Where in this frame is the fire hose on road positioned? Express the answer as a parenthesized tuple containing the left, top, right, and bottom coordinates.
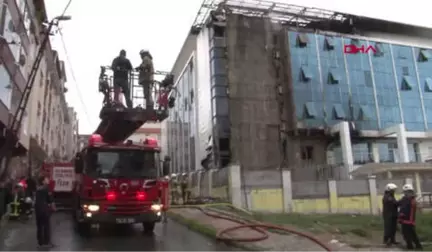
(169, 203, 333, 252)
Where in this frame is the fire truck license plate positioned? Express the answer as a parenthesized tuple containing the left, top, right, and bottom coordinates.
(116, 218, 135, 224)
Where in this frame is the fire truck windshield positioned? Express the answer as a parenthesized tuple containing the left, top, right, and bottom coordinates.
(85, 149, 157, 179)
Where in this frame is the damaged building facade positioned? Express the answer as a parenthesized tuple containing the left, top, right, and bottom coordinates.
(164, 0, 432, 182)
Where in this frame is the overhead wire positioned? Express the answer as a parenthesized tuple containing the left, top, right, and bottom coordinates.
(58, 28, 94, 128)
(60, 0, 73, 17)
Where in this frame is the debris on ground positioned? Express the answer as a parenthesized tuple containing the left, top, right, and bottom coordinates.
(169, 206, 408, 251)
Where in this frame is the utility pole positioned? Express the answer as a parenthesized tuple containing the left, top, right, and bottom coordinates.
(0, 15, 71, 180)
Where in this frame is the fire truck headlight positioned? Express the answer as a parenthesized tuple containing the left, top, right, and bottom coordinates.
(88, 205, 100, 212)
(151, 204, 162, 212)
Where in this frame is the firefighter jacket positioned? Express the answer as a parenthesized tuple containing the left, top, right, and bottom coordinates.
(137, 55, 154, 84)
(382, 191, 399, 219)
(111, 56, 133, 81)
(398, 195, 417, 225)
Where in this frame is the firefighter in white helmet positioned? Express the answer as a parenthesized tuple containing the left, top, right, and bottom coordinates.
(180, 173, 190, 204)
(382, 183, 399, 246)
(398, 183, 422, 250)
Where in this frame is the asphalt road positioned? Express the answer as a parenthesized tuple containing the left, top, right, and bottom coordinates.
(0, 212, 242, 251)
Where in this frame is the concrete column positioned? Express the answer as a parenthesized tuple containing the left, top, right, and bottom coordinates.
(367, 142, 380, 163)
(208, 169, 215, 197)
(415, 172, 422, 197)
(328, 180, 338, 213)
(281, 169, 293, 213)
(396, 124, 409, 163)
(197, 171, 202, 197)
(405, 177, 413, 186)
(368, 175, 379, 215)
(228, 164, 242, 209)
(340, 121, 354, 176)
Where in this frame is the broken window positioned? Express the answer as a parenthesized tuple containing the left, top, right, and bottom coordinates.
(425, 78, 432, 92)
(328, 70, 340, 84)
(333, 104, 346, 120)
(296, 33, 308, 48)
(401, 76, 415, 91)
(351, 38, 360, 46)
(300, 66, 312, 82)
(374, 42, 384, 57)
(418, 49, 431, 62)
(304, 102, 317, 118)
(301, 146, 314, 160)
(358, 105, 372, 121)
(324, 37, 334, 51)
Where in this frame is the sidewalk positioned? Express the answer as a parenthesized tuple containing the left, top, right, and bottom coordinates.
(170, 208, 403, 252)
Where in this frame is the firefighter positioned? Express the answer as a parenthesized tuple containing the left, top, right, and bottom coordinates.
(34, 175, 55, 248)
(98, 66, 111, 105)
(398, 184, 422, 250)
(9, 183, 25, 219)
(136, 49, 154, 109)
(111, 49, 133, 108)
(382, 183, 399, 246)
(180, 173, 189, 204)
(170, 174, 179, 204)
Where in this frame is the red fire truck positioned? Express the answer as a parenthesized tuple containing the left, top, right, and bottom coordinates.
(71, 66, 173, 235)
(72, 135, 165, 234)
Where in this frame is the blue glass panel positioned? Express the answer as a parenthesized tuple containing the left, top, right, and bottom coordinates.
(425, 78, 432, 92)
(393, 45, 425, 131)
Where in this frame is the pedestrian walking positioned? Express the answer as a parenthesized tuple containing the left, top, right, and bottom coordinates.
(382, 183, 399, 246)
(398, 184, 422, 250)
(34, 175, 54, 248)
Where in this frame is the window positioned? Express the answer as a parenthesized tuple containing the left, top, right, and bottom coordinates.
(425, 78, 432, 92)
(304, 102, 317, 118)
(301, 146, 313, 160)
(418, 49, 431, 62)
(333, 104, 346, 120)
(402, 66, 409, 76)
(364, 71, 373, 87)
(296, 33, 308, 48)
(358, 105, 371, 120)
(401, 76, 415, 91)
(324, 37, 334, 51)
(374, 42, 384, 57)
(351, 38, 360, 46)
(328, 70, 340, 84)
(300, 66, 312, 82)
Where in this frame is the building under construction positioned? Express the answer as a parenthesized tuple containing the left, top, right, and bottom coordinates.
(164, 0, 432, 182)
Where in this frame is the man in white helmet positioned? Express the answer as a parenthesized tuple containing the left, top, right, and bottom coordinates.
(398, 184, 422, 250)
(382, 183, 399, 246)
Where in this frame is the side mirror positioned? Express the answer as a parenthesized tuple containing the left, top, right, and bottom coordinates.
(74, 155, 83, 174)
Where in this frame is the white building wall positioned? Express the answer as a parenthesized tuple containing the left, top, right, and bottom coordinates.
(194, 28, 212, 171)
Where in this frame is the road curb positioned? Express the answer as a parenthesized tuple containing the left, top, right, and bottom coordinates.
(167, 210, 261, 251)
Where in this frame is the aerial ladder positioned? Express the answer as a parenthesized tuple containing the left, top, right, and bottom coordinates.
(96, 66, 175, 143)
(0, 16, 71, 180)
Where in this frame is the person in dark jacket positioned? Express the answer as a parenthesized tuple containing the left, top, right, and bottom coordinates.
(398, 184, 422, 250)
(162, 156, 170, 176)
(382, 183, 399, 246)
(135, 49, 154, 109)
(34, 176, 54, 248)
(111, 49, 133, 108)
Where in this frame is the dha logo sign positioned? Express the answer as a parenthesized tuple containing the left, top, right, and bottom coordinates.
(344, 44, 377, 54)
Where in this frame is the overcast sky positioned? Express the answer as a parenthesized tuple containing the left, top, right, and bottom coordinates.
(45, 0, 431, 134)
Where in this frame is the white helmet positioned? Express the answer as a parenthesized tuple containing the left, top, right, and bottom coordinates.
(402, 184, 414, 191)
(385, 183, 398, 191)
(25, 197, 33, 204)
(171, 173, 177, 178)
(182, 173, 187, 176)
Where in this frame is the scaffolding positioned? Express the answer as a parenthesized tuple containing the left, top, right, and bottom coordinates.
(191, 0, 349, 31)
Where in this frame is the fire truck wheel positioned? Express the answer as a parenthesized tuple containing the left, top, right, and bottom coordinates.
(142, 221, 155, 234)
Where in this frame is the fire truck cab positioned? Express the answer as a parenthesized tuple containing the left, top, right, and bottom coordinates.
(72, 134, 163, 234)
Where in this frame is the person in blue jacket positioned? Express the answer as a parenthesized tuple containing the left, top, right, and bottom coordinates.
(398, 184, 422, 250)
